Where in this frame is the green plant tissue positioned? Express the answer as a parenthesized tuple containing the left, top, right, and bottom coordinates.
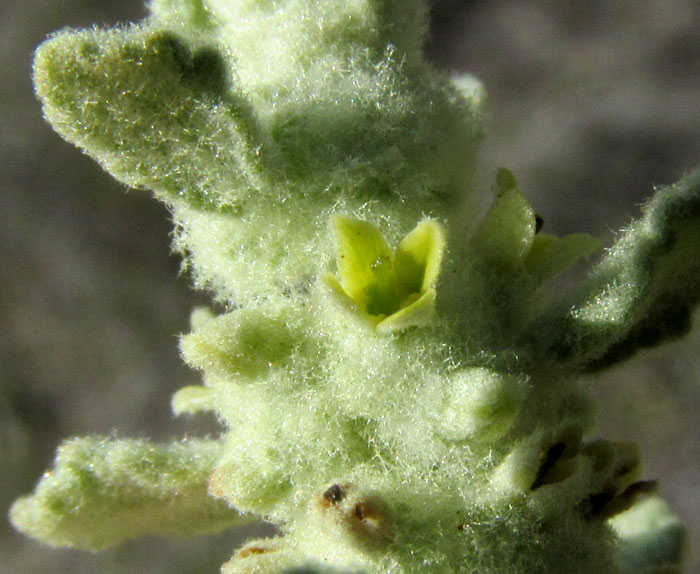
(11, 1, 699, 573)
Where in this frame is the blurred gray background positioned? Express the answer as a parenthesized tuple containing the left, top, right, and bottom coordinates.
(1, 1, 699, 572)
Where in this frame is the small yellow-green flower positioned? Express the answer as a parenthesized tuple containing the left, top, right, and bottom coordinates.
(470, 168, 601, 283)
(324, 216, 445, 332)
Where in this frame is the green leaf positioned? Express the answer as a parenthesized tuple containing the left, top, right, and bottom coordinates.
(180, 307, 297, 380)
(519, 169, 700, 371)
(9, 437, 245, 550)
(33, 26, 266, 210)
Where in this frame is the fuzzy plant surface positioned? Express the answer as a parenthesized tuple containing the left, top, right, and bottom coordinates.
(10, 1, 699, 573)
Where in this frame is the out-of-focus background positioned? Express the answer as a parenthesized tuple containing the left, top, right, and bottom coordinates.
(1, 1, 698, 572)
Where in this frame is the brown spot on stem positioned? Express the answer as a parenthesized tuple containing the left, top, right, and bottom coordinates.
(238, 546, 272, 558)
(323, 484, 346, 505)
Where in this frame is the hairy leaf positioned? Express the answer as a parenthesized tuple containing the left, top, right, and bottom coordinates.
(9, 436, 245, 550)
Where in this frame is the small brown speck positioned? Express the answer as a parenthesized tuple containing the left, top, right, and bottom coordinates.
(323, 484, 346, 504)
(238, 547, 271, 558)
(535, 214, 544, 234)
